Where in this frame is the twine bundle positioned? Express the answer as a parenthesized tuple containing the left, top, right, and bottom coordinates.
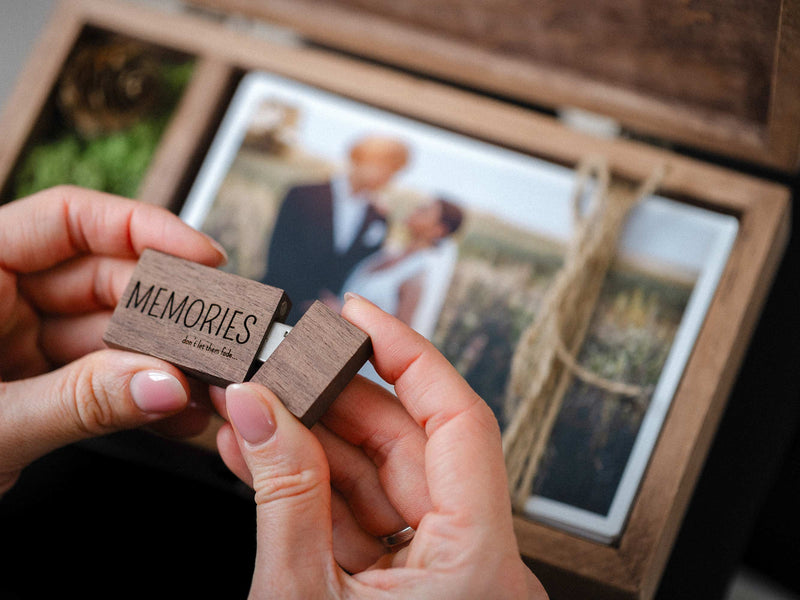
(502, 157, 666, 509)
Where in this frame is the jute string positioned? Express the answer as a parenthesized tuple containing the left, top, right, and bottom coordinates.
(502, 157, 667, 509)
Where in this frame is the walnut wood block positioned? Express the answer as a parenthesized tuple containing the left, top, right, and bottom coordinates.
(251, 301, 372, 427)
(104, 249, 290, 387)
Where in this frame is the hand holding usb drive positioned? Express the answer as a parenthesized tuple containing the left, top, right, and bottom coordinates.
(103, 249, 372, 427)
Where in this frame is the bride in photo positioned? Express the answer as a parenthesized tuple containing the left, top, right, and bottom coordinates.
(340, 197, 464, 327)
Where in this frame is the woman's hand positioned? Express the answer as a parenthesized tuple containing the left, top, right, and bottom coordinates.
(214, 294, 547, 599)
(0, 186, 227, 495)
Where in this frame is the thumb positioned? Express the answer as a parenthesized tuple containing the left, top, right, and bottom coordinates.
(226, 383, 337, 597)
(0, 349, 189, 491)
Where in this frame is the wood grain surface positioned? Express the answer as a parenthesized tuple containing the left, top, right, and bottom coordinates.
(104, 249, 290, 387)
(188, 0, 800, 171)
(251, 300, 372, 427)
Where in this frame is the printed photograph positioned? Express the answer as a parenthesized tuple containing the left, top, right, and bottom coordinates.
(181, 72, 738, 542)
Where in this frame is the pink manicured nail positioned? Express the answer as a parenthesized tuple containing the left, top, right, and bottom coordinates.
(343, 292, 361, 303)
(130, 371, 188, 413)
(227, 384, 276, 445)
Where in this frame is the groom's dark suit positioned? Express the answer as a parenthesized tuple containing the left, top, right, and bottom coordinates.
(263, 181, 386, 323)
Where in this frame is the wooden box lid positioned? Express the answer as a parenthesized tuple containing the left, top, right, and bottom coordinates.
(188, 0, 800, 172)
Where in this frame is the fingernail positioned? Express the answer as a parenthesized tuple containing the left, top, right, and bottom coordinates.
(130, 371, 188, 413)
(204, 234, 228, 265)
(227, 384, 276, 445)
(343, 292, 361, 303)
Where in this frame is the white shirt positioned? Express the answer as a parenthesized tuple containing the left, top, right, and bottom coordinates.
(331, 176, 369, 254)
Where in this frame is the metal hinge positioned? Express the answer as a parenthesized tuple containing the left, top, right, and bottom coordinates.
(557, 107, 621, 139)
(132, 0, 304, 47)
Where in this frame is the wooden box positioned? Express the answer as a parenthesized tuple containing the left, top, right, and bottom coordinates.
(0, 1, 794, 598)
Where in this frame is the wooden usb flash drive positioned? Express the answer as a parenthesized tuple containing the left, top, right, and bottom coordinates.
(103, 249, 372, 426)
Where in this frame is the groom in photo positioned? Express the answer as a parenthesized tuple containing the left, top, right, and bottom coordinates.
(262, 135, 409, 323)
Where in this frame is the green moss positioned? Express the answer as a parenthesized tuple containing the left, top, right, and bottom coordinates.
(12, 58, 194, 200)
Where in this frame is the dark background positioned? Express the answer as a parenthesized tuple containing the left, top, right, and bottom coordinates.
(653, 148, 800, 599)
